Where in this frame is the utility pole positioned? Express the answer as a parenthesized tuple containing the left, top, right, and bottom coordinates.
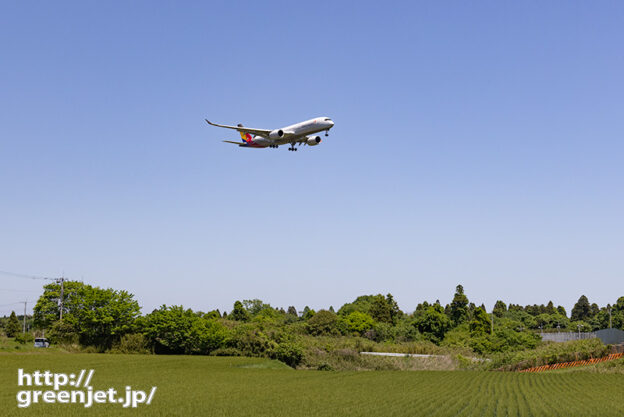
(57, 277, 65, 320)
(609, 307, 612, 329)
(22, 301, 27, 333)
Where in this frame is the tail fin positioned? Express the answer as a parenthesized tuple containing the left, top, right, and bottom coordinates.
(237, 124, 252, 143)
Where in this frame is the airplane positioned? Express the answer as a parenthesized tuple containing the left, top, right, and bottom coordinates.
(205, 116, 334, 151)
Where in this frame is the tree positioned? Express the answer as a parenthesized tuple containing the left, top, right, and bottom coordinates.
(493, 300, 507, 318)
(414, 301, 429, 319)
(6, 311, 21, 337)
(545, 301, 556, 314)
(204, 310, 221, 320)
(557, 305, 567, 317)
(571, 295, 591, 322)
(306, 310, 339, 336)
(369, 294, 390, 324)
(337, 295, 376, 316)
(386, 294, 403, 324)
(286, 306, 298, 317)
(33, 281, 140, 348)
(230, 301, 249, 321)
(140, 305, 229, 354)
(242, 299, 270, 316)
(302, 306, 315, 320)
(415, 304, 450, 343)
(343, 311, 375, 335)
(449, 285, 469, 325)
(33, 280, 87, 328)
(470, 307, 492, 335)
(590, 303, 600, 318)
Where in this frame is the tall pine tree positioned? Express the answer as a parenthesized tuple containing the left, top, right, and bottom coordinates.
(6, 311, 21, 337)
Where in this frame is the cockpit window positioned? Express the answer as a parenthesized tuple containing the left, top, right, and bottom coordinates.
(324, 118, 332, 121)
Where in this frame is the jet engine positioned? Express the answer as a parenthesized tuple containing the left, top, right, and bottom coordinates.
(269, 129, 284, 139)
(306, 136, 322, 146)
(252, 137, 270, 146)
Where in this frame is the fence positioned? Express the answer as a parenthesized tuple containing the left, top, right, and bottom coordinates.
(541, 332, 596, 343)
(519, 353, 623, 373)
(541, 329, 624, 345)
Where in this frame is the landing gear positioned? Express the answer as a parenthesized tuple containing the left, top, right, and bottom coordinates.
(288, 143, 298, 151)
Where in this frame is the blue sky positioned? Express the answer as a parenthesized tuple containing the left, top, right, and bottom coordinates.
(1, 1, 623, 316)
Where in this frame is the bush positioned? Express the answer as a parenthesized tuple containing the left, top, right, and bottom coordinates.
(110, 333, 149, 354)
(210, 347, 242, 357)
(47, 320, 79, 345)
(270, 341, 304, 368)
(14, 333, 34, 344)
(365, 322, 394, 342)
(228, 324, 276, 356)
(394, 320, 421, 342)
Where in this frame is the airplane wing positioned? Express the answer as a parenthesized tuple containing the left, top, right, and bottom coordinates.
(205, 120, 272, 137)
(222, 140, 247, 145)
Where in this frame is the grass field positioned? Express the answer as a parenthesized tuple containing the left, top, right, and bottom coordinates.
(1, 352, 623, 416)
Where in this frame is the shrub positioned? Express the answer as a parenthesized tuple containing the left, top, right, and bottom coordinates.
(48, 320, 79, 345)
(210, 347, 242, 357)
(110, 333, 149, 354)
(365, 322, 395, 342)
(228, 324, 276, 356)
(270, 341, 304, 368)
(14, 333, 34, 344)
(394, 319, 421, 342)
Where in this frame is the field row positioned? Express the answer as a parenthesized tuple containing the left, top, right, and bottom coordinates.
(1, 353, 623, 416)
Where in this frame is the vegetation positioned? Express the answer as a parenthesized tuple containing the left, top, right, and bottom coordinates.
(1, 280, 616, 370)
(5, 311, 21, 337)
(33, 281, 140, 348)
(486, 338, 611, 371)
(1, 353, 623, 416)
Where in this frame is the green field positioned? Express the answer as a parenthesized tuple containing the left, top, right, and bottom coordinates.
(1, 352, 623, 416)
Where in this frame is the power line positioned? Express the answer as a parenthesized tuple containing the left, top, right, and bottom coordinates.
(0, 270, 65, 320)
(0, 301, 25, 308)
(0, 270, 59, 281)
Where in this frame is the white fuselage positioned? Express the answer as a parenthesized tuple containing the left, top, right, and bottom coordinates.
(280, 117, 334, 138)
(260, 116, 334, 146)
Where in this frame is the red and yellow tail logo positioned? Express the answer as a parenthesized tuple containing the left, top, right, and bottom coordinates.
(240, 131, 252, 143)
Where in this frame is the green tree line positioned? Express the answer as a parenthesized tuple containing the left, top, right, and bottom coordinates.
(2, 281, 622, 367)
